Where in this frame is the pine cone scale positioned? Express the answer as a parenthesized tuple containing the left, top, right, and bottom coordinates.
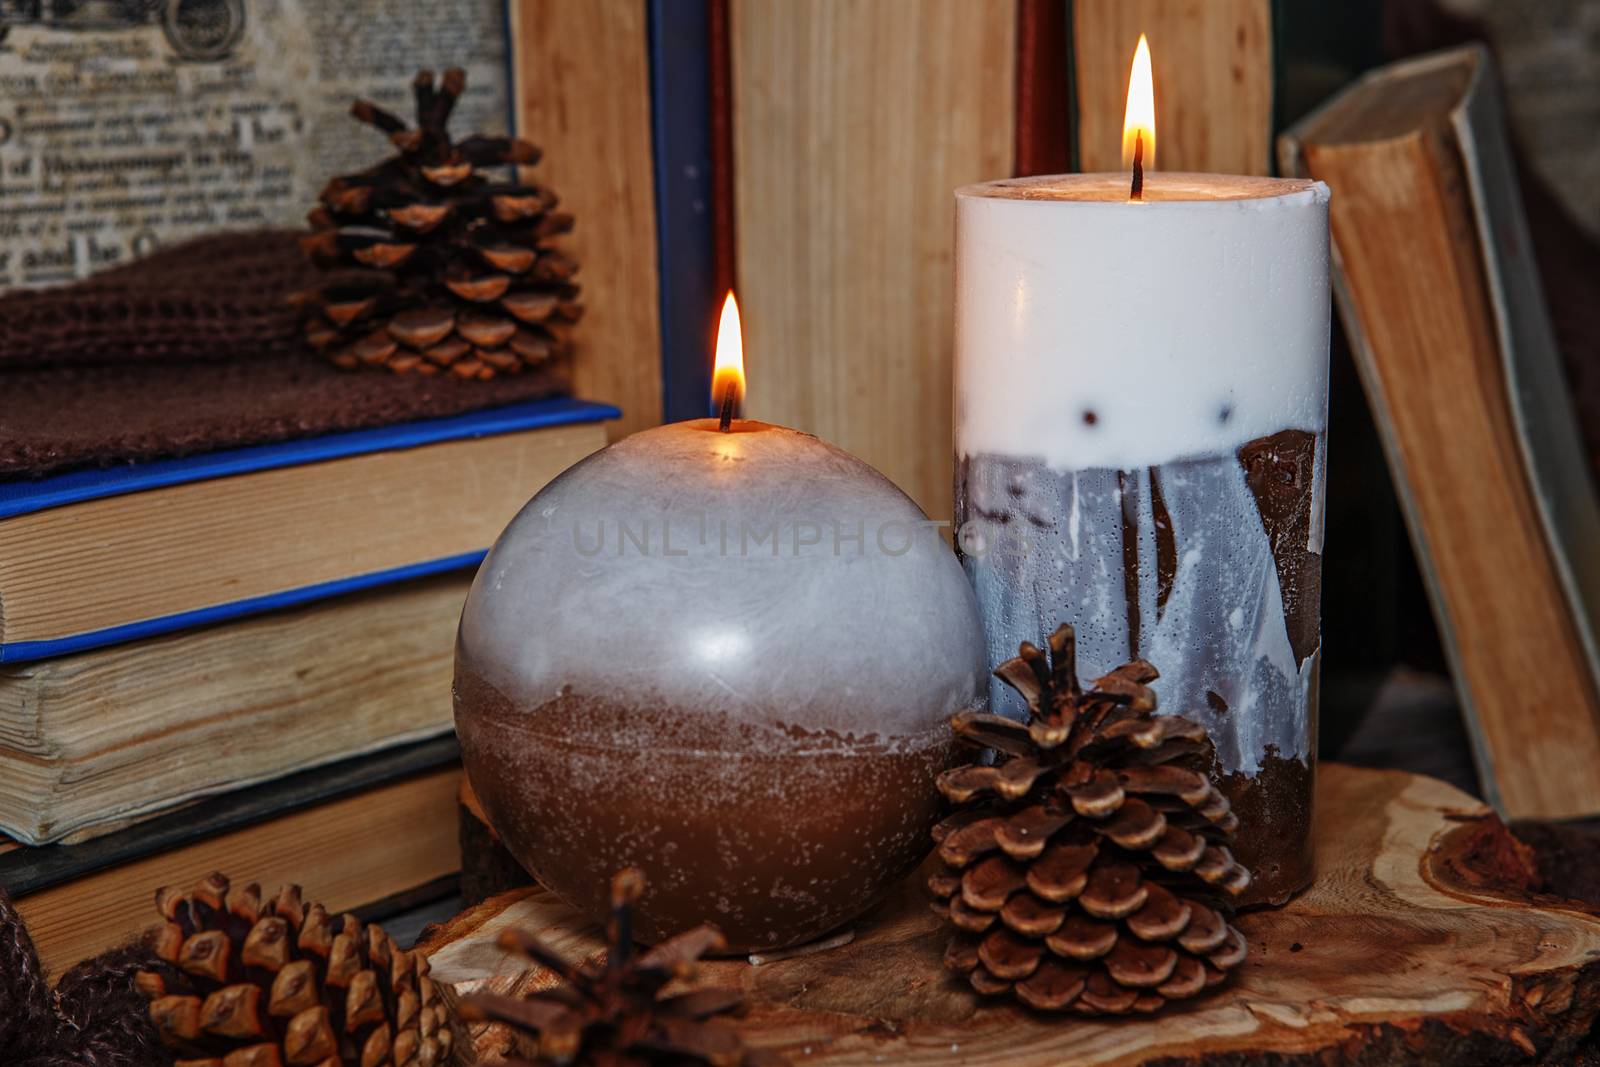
(1015, 959, 1089, 1011)
(1000, 892, 1064, 938)
(1023, 838, 1097, 901)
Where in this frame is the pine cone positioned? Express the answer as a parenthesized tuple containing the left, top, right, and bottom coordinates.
(298, 67, 582, 379)
(930, 624, 1252, 1015)
(463, 868, 780, 1066)
(137, 872, 454, 1066)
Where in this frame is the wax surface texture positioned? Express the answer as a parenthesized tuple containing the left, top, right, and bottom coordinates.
(456, 419, 987, 950)
(954, 173, 1331, 905)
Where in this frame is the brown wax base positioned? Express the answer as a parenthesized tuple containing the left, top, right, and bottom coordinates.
(458, 779, 535, 907)
(454, 666, 957, 953)
(1218, 750, 1315, 908)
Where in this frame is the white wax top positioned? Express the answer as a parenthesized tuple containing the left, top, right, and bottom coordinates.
(955, 173, 1331, 469)
(459, 420, 987, 738)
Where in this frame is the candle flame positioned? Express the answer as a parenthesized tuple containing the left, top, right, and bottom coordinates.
(712, 291, 745, 411)
(1121, 34, 1155, 172)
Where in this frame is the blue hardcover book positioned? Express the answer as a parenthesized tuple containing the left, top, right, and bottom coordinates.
(0, 399, 618, 663)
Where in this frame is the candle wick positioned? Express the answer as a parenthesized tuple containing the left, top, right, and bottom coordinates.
(1131, 132, 1144, 202)
(718, 380, 737, 432)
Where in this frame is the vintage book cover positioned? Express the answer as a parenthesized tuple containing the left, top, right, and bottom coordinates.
(1, 743, 461, 976)
(0, 0, 514, 290)
(0, 574, 472, 845)
(1281, 44, 1600, 817)
(0, 399, 615, 662)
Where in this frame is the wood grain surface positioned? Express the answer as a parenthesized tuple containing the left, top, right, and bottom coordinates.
(509, 0, 664, 439)
(422, 763, 1600, 1065)
(730, 0, 1016, 520)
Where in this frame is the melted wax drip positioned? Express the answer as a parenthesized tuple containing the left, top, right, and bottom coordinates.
(1237, 429, 1321, 668)
(957, 429, 1322, 775)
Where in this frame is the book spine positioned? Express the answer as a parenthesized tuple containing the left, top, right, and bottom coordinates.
(1016, 0, 1073, 176)
(0, 552, 485, 664)
(648, 0, 719, 422)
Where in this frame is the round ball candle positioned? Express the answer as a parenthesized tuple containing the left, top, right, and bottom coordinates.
(454, 302, 988, 951)
(954, 171, 1331, 906)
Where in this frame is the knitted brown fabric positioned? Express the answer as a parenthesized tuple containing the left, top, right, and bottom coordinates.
(0, 888, 173, 1067)
(0, 350, 570, 480)
(0, 231, 315, 370)
(0, 229, 575, 480)
(0, 887, 56, 1063)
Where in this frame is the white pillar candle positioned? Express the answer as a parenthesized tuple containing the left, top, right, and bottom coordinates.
(954, 172, 1331, 905)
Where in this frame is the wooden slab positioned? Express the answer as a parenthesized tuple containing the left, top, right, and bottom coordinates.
(420, 764, 1600, 1065)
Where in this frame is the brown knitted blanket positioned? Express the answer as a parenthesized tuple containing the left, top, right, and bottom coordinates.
(0, 231, 570, 479)
(0, 888, 173, 1067)
(0, 232, 313, 370)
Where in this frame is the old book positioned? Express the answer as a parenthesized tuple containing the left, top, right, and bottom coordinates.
(0, 573, 471, 846)
(0, 399, 613, 662)
(1281, 45, 1600, 818)
(729, 0, 1016, 520)
(7, 759, 461, 977)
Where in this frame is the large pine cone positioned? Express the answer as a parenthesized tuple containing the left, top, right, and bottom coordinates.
(930, 624, 1252, 1014)
(138, 872, 453, 1066)
(298, 67, 582, 379)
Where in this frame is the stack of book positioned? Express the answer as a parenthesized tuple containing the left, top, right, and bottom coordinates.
(0, 397, 614, 974)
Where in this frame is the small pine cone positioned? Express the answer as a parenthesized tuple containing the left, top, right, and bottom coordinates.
(298, 67, 583, 378)
(929, 624, 1252, 1015)
(137, 872, 455, 1066)
(462, 868, 782, 1066)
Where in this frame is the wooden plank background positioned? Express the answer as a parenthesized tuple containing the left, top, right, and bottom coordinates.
(510, 0, 665, 440)
(1073, 0, 1274, 175)
(730, 0, 1017, 521)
